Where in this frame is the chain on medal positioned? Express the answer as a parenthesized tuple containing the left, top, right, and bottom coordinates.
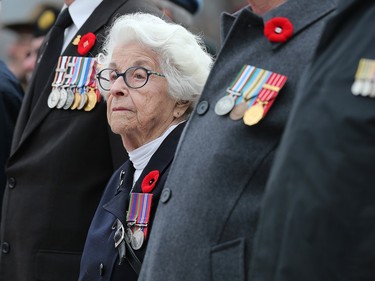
(63, 88, 75, 109)
(243, 103, 264, 126)
(214, 95, 235, 116)
(229, 101, 248, 120)
(84, 90, 97, 111)
(47, 88, 61, 108)
(131, 228, 144, 250)
(70, 92, 81, 110)
(56, 88, 68, 109)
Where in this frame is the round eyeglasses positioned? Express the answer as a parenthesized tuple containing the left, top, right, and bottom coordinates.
(96, 66, 165, 91)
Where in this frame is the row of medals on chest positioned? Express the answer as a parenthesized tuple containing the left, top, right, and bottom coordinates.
(47, 56, 100, 111)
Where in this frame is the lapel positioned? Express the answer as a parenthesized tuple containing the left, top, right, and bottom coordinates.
(263, 0, 336, 50)
(103, 123, 186, 223)
(12, 0, 128, 155)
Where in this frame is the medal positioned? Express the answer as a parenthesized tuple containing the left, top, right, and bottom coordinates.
(243, 102, 264, 126)
(56, 88, 68, 109)
(70, 92, 81, 110)
(77, 92, 88, 110)
(63, 88, 75, 109)
(84, 88, 98, 111)
(351, 59, 375, 97)
(47, 88, 61, 108)
(214, 95, 235, 115)
(229, 101, 248, 120)
(131, 228, 144, 250)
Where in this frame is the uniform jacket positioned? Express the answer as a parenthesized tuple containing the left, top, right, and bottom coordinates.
(79, 123, 185, 281)
(249, 1, 375, 281)
(0, 1, 162, 281)
(0, 60, 23, 208)
(139, 1, 336, 281)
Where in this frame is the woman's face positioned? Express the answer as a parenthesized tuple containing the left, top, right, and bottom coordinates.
(106, 43, 178, 151)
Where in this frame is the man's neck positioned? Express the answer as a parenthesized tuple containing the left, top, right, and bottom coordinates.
(247, 0, 286, 15)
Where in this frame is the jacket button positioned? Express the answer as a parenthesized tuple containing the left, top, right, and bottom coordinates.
(2, 242, 10, 254)
(8, 177, 16, 189)
(99, 263, 104, 276)
(196, 101, 209, 115)
(160, 188, 171, 203)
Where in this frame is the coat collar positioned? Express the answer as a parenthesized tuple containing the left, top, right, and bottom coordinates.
(103, 122, 186, 223)
(220, 0, 336, 49)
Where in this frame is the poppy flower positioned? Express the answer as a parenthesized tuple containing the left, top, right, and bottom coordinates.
(264, 17, 293, 43)
(141, 170, 160, 193)
(77, 32, 96, 55)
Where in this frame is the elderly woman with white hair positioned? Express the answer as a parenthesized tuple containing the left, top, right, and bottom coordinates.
(78, 13, 212, 281)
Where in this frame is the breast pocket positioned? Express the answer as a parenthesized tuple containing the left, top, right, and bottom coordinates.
(210, 238, 245, 281)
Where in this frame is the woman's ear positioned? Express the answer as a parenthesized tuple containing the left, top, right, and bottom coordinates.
(174, 100, 192, 118)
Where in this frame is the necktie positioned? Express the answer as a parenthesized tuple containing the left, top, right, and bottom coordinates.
(31, 8, 73, 107)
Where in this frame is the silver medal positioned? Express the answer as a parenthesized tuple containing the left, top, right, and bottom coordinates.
(214, 95, 235, 116)
(351, 80, 363, 96)
(63, 88, 75, 109)
(47, 88, 61, 108)
(77, 93, 88, 110)
(131, 228, 144, 250)
(56, 88, 68, 109)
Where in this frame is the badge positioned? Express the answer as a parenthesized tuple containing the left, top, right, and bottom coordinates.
(351, 58, 375, 97)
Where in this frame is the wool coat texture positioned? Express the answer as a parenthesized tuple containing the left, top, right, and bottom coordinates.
(139, 0, 336, 280)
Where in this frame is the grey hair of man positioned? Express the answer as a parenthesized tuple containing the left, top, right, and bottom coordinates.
(98, 13, 213, 113)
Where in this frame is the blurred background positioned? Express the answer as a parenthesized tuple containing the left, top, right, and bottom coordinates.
(0, 0, 247, 88)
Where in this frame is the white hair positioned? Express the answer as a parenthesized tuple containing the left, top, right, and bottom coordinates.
(99, 13, 213, 110)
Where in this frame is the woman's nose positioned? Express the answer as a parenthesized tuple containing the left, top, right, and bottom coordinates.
(109, 78, 127, 97)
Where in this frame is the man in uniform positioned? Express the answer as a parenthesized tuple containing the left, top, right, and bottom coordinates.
(0, 0, 161, 280)
(139, 0, 336, 280)
(249, 0, 375, 280)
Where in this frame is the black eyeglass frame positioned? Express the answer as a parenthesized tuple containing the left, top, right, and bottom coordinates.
(96, 66, 165, 91)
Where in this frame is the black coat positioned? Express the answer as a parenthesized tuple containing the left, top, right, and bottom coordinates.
(79, 123, 185, 281)
(0, 1, 162, 281)
(0, 60, 23, 207)
(250, 1, 375, 281)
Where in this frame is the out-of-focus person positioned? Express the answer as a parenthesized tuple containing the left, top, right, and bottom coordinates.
(78, 13, 212, 281)
(249, 1, 375, 280)
(23, 4, 60, 83)
(138, 0, 336, 280)
(0, 59, 23, 213)
(151, 0, 217, 56)
(0, 0, 163, 281)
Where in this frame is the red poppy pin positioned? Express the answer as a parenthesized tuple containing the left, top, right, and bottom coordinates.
(141, 170, 160, 193)
(264, 17, 293, 43)
(77, 32, 96, 55)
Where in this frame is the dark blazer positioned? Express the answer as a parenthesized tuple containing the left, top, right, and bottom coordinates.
(0, 60, 23, 205)
(79, 123, 185, 281)
(249, 1, 375, 281)
(0, 1, 162, 281)
(139, 1, 337, 281)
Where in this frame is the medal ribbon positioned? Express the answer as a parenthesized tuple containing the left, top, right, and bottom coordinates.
(251, 72, 288, 115)
(126, 193, 153, 238)
(76, 58, 90, 94)
(240, 69, 271, 107)
(70, 57, 84, 90)
(51, 56, 68, 88)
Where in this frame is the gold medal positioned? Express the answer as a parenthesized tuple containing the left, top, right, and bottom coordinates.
(243, 103, 264, 126)
(229, 101, 248, 120)
(70, 92, 81, 110)
(84, 89, 98, 111)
